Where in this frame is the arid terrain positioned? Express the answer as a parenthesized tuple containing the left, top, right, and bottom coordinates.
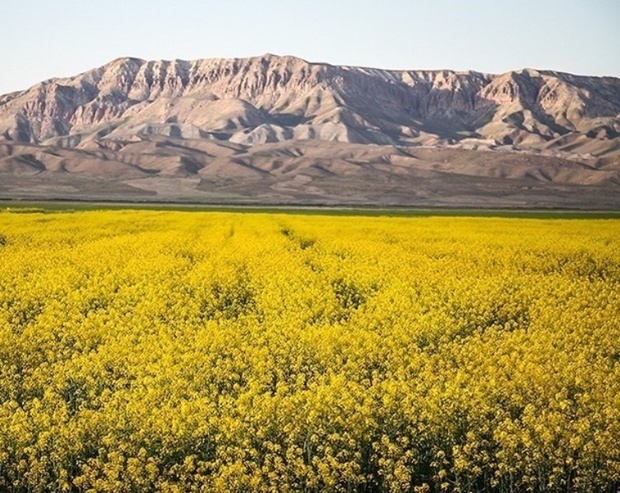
(1, 54, 618, 207)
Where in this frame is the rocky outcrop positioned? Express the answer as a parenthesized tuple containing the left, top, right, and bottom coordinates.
(0, 54, 618, 210)
(0, 54, 618, 165)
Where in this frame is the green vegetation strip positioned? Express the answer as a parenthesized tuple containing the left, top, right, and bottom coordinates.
(1, 200, 619, 219)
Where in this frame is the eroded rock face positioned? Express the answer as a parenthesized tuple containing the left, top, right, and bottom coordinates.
(0, 54, 618, 160)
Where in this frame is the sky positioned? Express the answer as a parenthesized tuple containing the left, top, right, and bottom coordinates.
(1, 0, 619, 95)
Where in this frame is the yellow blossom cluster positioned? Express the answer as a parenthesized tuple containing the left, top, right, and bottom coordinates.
(0, 210, 618, 492)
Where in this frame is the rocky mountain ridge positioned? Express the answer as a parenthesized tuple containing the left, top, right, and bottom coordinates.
(0, 55, 618, 207)
(1, 55, 618, 154)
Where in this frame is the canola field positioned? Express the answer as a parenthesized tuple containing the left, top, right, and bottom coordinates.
(0, 209, 619, 493)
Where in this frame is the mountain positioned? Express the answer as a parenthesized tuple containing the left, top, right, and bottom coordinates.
(0, 54, 619, 208)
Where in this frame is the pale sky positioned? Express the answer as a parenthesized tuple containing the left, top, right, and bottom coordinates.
(1, 0, 619, 95)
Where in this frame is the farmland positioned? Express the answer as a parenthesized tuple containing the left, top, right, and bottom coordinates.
(0, 209, 619, 492)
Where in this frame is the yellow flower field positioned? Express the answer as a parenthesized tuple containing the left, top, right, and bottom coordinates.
(0, 209, 619, 492)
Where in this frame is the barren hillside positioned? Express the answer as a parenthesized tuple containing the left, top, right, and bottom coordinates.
(1, 54, 618, 207)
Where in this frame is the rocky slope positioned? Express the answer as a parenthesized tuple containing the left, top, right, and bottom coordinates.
(0, 54, 619, 207)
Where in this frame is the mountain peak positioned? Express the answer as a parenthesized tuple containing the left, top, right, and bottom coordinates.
(0, 55, 618, 207)
(0, 55, 617, 159)
(109, 56, 145, 65)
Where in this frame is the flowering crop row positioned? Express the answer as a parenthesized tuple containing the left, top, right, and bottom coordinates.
(0, 210, 618, 492)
